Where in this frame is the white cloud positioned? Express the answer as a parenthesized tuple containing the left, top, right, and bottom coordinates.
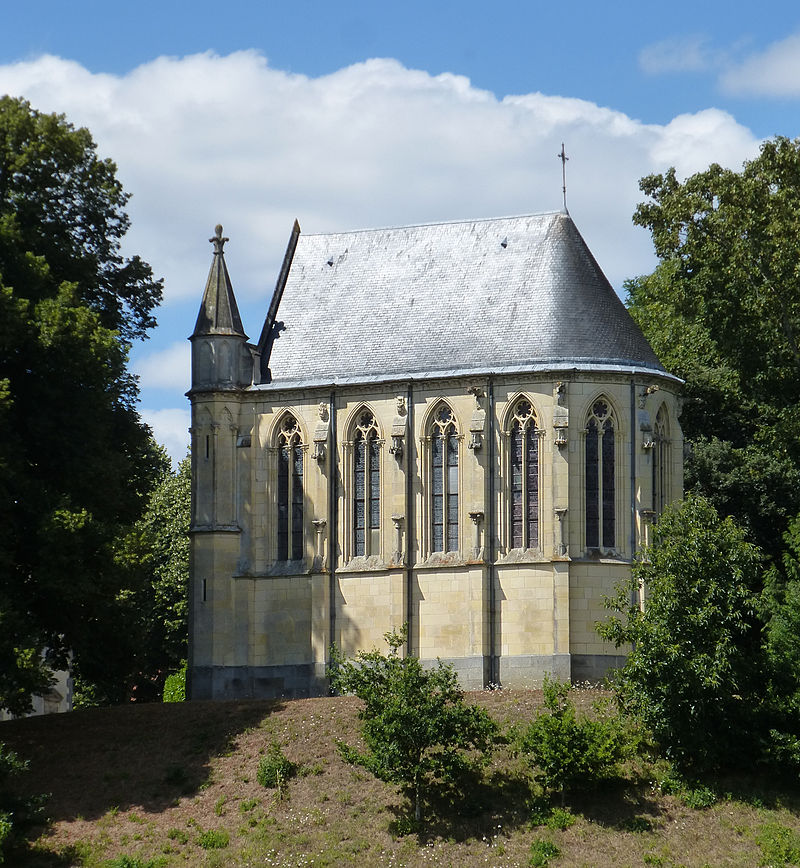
(133, 341, 190, 391)
(141, 408, 190, 467)
(0, 51, 763, 421)
(639, 36, 717, 75)
(720, 33, 800, 97)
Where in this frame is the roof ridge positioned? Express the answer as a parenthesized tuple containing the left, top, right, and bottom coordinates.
(302, 210, 567, 238)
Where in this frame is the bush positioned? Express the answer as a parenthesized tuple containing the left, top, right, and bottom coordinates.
(0, 742, 45, 864)
(256, 742, 296, 791)
(196, 828, 229, 849)
(519, 677, 626, 805)
(529, 838, 560, 867)
(329, 625, 498, 823)
(162, 661, 186, 703)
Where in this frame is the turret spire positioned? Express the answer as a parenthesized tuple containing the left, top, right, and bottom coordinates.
(192, 224, 247, 338)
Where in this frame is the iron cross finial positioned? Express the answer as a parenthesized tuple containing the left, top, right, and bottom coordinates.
(210, 224, 229, 254)
(557, 143, 569, 213)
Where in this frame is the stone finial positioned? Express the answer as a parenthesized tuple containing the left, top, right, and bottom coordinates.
(210, 224, 229, 255)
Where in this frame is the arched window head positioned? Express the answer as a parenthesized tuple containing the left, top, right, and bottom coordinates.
(653, 406, 669, 517)
(509, 398, 540, 550)
(277, 414, 303, 561)
(585, 399, 615, 551)
(430, 404, 459, 553)
(353, 410, 380, 557)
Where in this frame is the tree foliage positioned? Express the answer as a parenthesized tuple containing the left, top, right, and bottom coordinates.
(598, 494, 766, 774)
(329, 626, 498, 823)
(627, 137, 800, 557)
(0, 97, 164, 713)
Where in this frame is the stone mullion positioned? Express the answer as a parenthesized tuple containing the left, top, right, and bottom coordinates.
(341, 440, 354, 562)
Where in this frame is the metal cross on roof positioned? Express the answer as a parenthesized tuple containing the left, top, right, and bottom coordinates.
(557, 143, 569, 213)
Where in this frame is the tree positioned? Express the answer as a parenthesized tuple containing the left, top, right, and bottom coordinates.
(598, 493, 766, 774)
(519, 677, 627, 806)
(329, 626, 498, 823)
(627, 137, 800, 558)
(0, 97, 164, 713)
(119, 456, 190, 698)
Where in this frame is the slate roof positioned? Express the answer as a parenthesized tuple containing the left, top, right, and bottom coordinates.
(193, 225, 247, 339)
(256, 211, 667, 388)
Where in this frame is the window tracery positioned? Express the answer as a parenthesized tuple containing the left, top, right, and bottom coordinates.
(353, 410, 380, 557)
(430, 404, 459, 553)
(277, 414, 304, 561)
(652, 405, 669, 518)
(508, 399, 540, 550)
(585, 399, 615, 550)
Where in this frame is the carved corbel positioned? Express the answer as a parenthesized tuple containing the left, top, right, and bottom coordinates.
(467, 386, 486, 451)
(553, 381, 569, 448)
(312, 401, 330, 462)
(389, 396, 407, 461)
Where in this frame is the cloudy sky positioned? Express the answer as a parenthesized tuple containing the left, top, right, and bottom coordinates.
(2, 1, 799, 463)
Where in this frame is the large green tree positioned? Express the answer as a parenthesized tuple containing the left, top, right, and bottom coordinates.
(0, 96, 164, 713)
(599, 494, 766, 774)
(627, 137, 800, 557)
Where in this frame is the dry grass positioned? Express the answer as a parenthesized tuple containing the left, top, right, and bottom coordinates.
(1, 689, 800, 867)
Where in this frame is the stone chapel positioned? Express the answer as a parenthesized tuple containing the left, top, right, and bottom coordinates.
(188, 210, 683, 700)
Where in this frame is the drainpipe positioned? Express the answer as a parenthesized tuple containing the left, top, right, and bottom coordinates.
(329, 389, 337, 672)
(405, 381, 414, 656)
(487, 377, 497, 686)
(629, 379, 636, 560)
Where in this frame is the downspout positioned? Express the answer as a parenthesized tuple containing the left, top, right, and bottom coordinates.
(629, 379, 637, 560)
(405, 381, 414, 655)
(329, 388, 337, 674)
(487, 377, 497, 686)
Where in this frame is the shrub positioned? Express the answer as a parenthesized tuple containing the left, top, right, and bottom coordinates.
(162, 661, 186, 703)
(529, 838, 560, 867)
(0, 742, 45, 864)
(520, 677, 627, 805)
(256, 742, 296, 791)
(196, 828, 229, 849)
(329, 625, 498, 823)
(756, 822, 800, 867)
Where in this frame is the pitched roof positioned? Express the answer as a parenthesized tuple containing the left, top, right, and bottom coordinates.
(256, 211, 666, 387)
(192, 225, 247, 339)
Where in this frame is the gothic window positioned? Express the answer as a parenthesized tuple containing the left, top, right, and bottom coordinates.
(430, 404, 459, 553)
(653, 405, 669, 517)
(277, 414, 303, 561)
(509, 399, 540, 549)
(353, 410, 380, 556)
(585, 399, 615, 550)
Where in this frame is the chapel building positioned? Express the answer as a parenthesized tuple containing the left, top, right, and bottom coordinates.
(188, 210, 682, 700)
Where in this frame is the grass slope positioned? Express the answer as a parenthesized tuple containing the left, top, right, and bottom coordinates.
(2, 689, 800, 867)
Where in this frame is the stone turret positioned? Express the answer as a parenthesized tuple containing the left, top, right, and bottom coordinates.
(190, 225, 253, 391)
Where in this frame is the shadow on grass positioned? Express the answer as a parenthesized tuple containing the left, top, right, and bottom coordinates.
(0, 699, 283, 826)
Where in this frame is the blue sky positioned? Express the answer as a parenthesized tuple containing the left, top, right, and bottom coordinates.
(2, 1, 800, 462)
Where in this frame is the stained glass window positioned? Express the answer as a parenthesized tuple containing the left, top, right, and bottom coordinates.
(653, 406, 668, 517)
(353, 411, 380, 557)
(430, 404, 458, 553)
(585, 400, 615, 550)
(509, 399, 539, 549)
(277, 414, 303, 561)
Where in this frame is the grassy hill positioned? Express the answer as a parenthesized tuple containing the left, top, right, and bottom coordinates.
(2, 689, 800, 867)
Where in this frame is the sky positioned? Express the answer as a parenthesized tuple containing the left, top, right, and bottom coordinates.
(2, 1, 800, 463)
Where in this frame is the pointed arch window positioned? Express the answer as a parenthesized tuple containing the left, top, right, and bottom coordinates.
(430, 404, 459, 553)
(653, 406, 669, 518)
(509, 399, 540, 549)
(353, 410, 380, 557)
(585, 399, 615, 550)
(277, 414, 303, 561)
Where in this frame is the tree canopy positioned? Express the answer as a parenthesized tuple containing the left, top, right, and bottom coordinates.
(627, 137, 800, 557)
(0, 97, 164, 713)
